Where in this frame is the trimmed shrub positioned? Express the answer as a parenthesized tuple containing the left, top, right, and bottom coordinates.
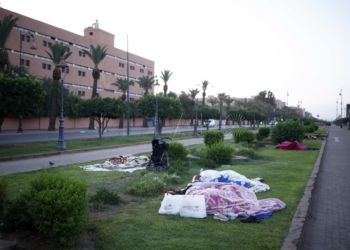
(0, 177, 7, 218)
(127, 174, 166, 196)
(206, 142, 234, 164)
(271, 120, 305, 144)
(168, 142, 189, 160)
(89, 187, 121, 205)
(4, 172, 88, 246)
(255, 133, 264, 141)
(167, 160, 189, 177)
(304, 125, 315, 133)
(233, 128, 255, 143)
(203, 130, 224, 147)
(258, 127, 270, 138)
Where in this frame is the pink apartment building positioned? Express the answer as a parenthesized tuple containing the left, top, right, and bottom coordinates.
(1, 8, 155, 130)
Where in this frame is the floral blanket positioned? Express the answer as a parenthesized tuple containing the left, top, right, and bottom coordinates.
(185, 182, 286, 216)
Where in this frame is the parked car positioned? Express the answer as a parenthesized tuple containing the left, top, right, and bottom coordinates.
(203, 119, 215, 128)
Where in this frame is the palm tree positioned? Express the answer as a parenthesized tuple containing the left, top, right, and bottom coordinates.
(188, 88, 200, 126)
(83, 44, 108, 129)
(223, 96, 234, 125)
(137, 75, 155, 96)
(112, 78, 133, 128)
(160, 70, 173, 96)
(198, 80, 210, 106)
(217, 93, 228, 129)
(0, 14, 19, 73)
(46, 42, 72, 131)
(137, 75, 155, 127)
(207, 97, 218, 107)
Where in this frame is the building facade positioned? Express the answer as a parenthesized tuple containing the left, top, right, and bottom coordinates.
(1, 8, 155, 100)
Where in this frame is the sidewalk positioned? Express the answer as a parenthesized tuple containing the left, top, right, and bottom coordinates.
(296, 126, 350, 249)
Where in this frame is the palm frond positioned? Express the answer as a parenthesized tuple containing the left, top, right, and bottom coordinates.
(45, 42, 72, 65)
(0, 14, 19, 48)
(83, 44, 107, 68)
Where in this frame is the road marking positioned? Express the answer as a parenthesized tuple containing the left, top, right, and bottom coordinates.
(335, 137, 340, 142)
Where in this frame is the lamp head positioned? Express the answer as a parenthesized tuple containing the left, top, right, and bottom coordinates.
(57, 58, 69, 70)
(30, 39, 37, 50)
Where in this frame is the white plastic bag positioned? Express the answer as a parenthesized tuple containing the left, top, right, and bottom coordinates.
(158, 193, 184, 215)
(180, 195, 207, 218)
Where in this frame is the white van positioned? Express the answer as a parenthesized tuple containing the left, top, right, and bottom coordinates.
(203, 119, 215, 128)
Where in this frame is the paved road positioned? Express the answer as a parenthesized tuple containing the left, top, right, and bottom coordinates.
(0, 125, 242, 144)
(297, 127, 350, 249)
(0, 135, 232, 176)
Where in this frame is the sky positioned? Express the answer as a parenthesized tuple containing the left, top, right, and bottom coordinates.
(2, 0, 350, 121)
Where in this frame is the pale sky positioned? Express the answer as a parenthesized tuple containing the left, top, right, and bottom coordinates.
(2, 0, 350, 121)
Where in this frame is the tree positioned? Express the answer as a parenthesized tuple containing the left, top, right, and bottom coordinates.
(179, 91, 192, 122)
(112, 78, 133, 128)
(83, 44, 108, 130)
(198, 80, 210, 106)
(223, 96, 234, 125)
(197, 106, 220, 129)
(36, 77, 82, 118)
(137, 95, 182, 135)
(0, 14, 19, 73)
(167, 91, 178, 99)
(45, 42, 72, 131)
(217, 93, 228, 129)
(188, 88, 200, 125)
(207, 97, 218, 107)
(137, 75, 155, 96)
(79, 97, 125, 139)
(0, 74, 46, 132)
(255, 90, 276, 108)
(137, 75, 156, 127)
(160, 70, 173, 96)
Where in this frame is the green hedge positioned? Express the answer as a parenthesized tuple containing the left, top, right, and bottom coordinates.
(271, 120, 305, 144)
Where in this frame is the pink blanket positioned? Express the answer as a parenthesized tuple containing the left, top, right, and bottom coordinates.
(185, 182, 285, 216)
(275, 141, 309, 150)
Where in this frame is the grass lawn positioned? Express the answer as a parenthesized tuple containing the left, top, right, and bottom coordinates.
(1, 138, 324, 250)
(0, 132, 192, 159)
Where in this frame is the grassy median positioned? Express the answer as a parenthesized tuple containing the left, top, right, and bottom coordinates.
(1, 138, 324, 249)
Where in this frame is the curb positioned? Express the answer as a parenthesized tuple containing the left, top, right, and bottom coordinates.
(281, 138, 327, 250)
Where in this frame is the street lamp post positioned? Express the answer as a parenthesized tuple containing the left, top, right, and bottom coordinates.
(126, 35, 130, 136)
(193, 100, 198, 136)
(219, 99, 223, 130)
(153, 78, 160, 140)
(339, 89, 343, 128)
(56, 59, 69, 150)
(18, 30, 37, 133)
(253, 110, 256, 130)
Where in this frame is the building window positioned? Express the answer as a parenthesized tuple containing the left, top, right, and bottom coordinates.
(62, 68, 70, 74)
(83, 52, 86, 57)
(119, 62, 124, 68)
(79, 51, 82, 56)
(25, 60, 30, 66)
(89, 32, 93, 36)
(130, 66, 135, 70)
(42, 63, 46, 69)
(148, 71, 153, 75)
(25, 36, 30, 42)
(66, 68, 70, 74)
(78, 91, 85, 96)
(82, 72, 85, 77)
(20, 59, 24, 66)
(130, 98, 135, 102)
(47, 64, 51, 70)
(48, 42, 52, 47)
(78, 71, 81, 76)
(21, 35, 25, 41)
(140, 69, 144, 73)
(43, 41, 47, 47)
(129, 81, 134, 86)
(96, 93, 99, 97)
(66, 48, 70, 53)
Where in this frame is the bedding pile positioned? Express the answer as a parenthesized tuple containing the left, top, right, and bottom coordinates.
(79, 154, 149, 172)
